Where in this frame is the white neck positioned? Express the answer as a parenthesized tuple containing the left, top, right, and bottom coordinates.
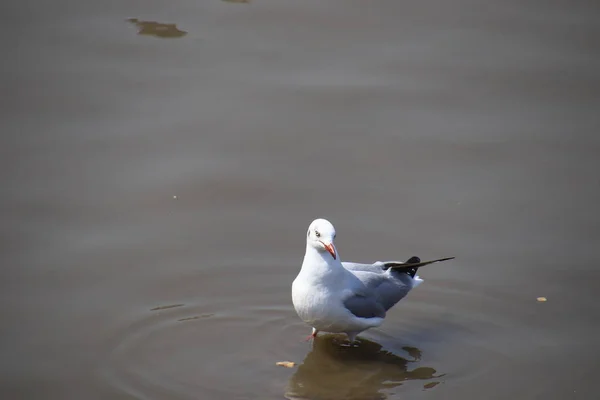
(299, 243, 345, 286)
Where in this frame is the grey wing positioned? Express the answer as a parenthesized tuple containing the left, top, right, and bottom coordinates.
(343, 292, 386, 319)
(342, 261, 387, 273)
(342, 257, 453, 311)
(342, 257, 419, 272)
(348, 267, 416, 311)
(344, 257, 454, 272)
(342, 259, 423, 272)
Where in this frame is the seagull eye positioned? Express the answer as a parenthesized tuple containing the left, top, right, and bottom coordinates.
(315, 231, 321, 238)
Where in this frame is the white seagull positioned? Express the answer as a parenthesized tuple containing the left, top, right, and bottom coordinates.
(292, 218, 454, 342)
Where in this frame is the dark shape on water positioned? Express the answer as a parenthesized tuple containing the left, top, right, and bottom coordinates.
(285, 335, 443, 400)
(177, 314, 214, 322)
(150, 303, 184, 311)
(401, 346, 422, 361)
(127, 18, 187, 39)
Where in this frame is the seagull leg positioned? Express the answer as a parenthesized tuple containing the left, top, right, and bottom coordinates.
(304, 328, 319, 342)
(346, 332, 358, 343)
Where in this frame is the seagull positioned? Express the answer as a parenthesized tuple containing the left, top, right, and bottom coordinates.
(292, 218, 454, 342)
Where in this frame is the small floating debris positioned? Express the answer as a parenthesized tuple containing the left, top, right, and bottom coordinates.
(276, 361, 296, 368)
(423, 381, 440, 389)
(127, 18, 187, 38)
(151, 304, 184, 311)
(537, 297, 547, 302)
(173, 195, 178, 199)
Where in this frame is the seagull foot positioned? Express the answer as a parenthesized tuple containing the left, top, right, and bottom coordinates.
(303, 329, 319, 342)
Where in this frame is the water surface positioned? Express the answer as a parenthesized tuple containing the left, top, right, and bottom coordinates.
(1, 1, 599, 399)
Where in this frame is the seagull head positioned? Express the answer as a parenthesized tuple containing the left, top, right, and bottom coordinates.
(306, 218, 337, 260)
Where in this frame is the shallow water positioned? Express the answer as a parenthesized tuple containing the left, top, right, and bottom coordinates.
(2, 1, 600, 399)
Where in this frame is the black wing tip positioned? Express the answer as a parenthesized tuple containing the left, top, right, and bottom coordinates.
(410, 256, 456, 266)
(388, 256, 455, 277)
(405, 256, 421, 264)
(403, 256, 455, 266)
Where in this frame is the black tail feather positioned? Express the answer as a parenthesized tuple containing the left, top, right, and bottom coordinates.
(384, 256, 455, 278)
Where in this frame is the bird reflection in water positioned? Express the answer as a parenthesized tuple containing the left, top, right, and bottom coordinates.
(127, 18, 187, 39)
(286, 335, 442, 400)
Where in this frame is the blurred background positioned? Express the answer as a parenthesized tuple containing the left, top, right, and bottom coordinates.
(1, 0, 599, 399)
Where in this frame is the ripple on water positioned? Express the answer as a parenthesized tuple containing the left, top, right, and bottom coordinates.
(97, 297, 451, 400)
(98, 298, 447, 400)
(97, 299, 304, 399)
(97, 274, 533, 399)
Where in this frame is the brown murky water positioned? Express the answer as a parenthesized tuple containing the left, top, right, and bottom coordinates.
(2, 1, 600, 399)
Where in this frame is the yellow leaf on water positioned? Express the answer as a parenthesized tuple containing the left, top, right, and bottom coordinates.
(424, 381, 440, 389)
(537, 297, 547, 302)
(276, 361, 296, 368)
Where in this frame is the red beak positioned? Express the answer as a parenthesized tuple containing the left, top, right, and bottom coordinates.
(321, 242, 336, 259)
